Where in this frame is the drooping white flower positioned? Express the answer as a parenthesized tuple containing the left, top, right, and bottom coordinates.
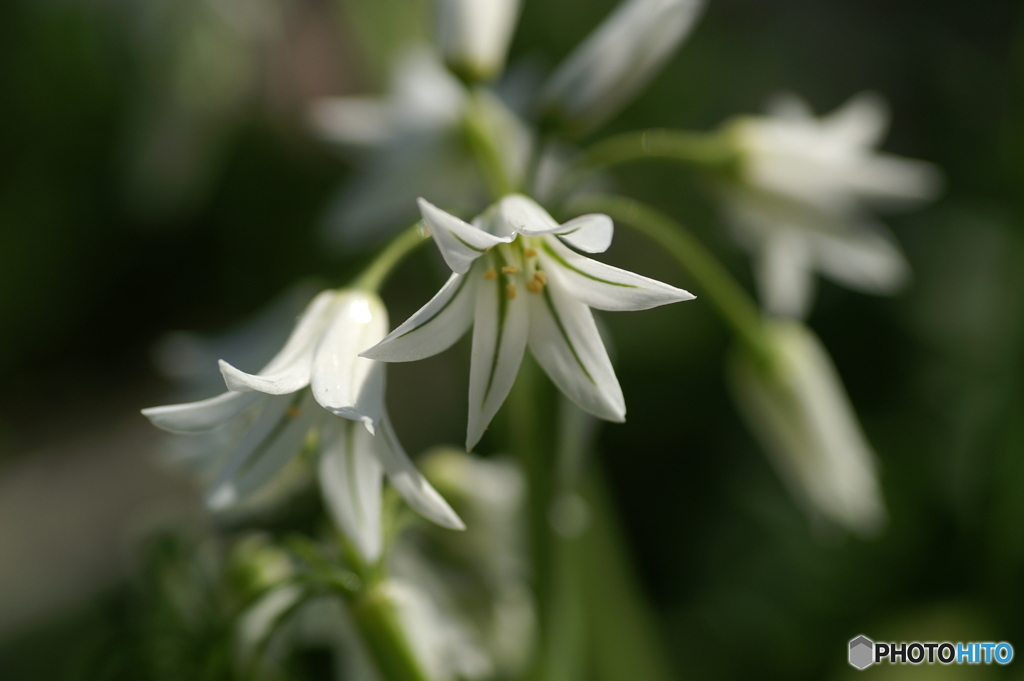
(720, 92, 942, 318)
(361, 194, 694, 449)
(310, 47, 531, 248)
(728, 320, 886, 535)
(411, 449, 535, 677)
(436, 0, 522, 82)
(143, 289, 464, 561)
(539, 0, 706, 135)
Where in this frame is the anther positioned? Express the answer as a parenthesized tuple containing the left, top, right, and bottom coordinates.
(501, 265, 518, 274)
(534, 271, 547, 285)
(286, 407, 301, 419)
(526, 279, 543, 294)
(506, 284, 517, 300)
(483, 268, 497, 280)
(524, 247, 538, 258)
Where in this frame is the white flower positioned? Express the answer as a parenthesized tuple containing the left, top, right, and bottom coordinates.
(721, 92, 942, 318)
(142, 289, 463, 561)
(361, 194, 694, 449)
(539, 0, 706, 135)
(310, 47, 531, 248)
(437, 0, 522, 82)
(728, 320, 886, 535)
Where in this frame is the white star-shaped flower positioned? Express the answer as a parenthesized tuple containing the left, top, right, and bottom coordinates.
(310, 47, 531, 248)
(361, 194, 694, 449)
(143, 289, 463, 562)
(720, 91, 942, 318)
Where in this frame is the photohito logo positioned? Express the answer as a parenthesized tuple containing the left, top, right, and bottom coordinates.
(848, 635, 1013, 670)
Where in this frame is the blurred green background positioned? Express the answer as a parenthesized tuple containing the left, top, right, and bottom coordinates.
(1, 0, 1023, 679)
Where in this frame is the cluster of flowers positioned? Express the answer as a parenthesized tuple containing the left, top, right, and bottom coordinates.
(144, 4, 941, 670)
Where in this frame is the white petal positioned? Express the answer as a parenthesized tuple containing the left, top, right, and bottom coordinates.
(497, 194, 614, 253)
(496, 193, 561, 234)
(810, 225, 910, 295)
(553, 214, 614, 253)
(764, 92, 814, 121)
(309, 96, 395, 147)
(419, 197, 512, 274)
(467, 255, 529, 450)
(845, 155, 943, 208)
(375, 413, 465, 530)
(207, 391, 319, 509)
(390, 47, 468, 130)
(361, 271, 476, 363)
(310, 292, 388, 432)
(820, 91, 889, 149)
(319, 417, 385, 562)
(527, 276, 625, 422)
(142, 390, 262, 434)
(537, 236, 694, 311)
(219, 290, 338, 394)
(539, 0, 706, 134)
(756, 230, 815, 319)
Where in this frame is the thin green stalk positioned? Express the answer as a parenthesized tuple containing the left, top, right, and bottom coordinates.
(586, 128, 738, 171)
(553, 128, 739, 201)
(332, 512, 432, 681)
(352, 222, 430, 292)
(564, 194, 773, 368)
(463, 89, 516, 199)
(287, 530, 431, 681)
(347, 584, 433, 681)
(580, 467, 675, 681)
(505, 356, 565, 681)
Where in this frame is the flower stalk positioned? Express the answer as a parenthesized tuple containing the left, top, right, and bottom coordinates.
(352, 221, 432, 293)
(584, 128, 739, 173)
(463, 89, 518, 199)
(347, 584, 433, 681)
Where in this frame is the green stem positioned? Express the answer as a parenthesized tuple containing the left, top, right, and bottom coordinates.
(554, 128, 739, 201)
(586, 128, 738, 170)
(505, 356, 563, 681)
(347, 584, 433, 681)
(463, 89, 516, 200)
(580, 467, 675, 681)
(565, 194, 773, 368)
(352, 222, 430, 292)
(288, 532, 430, 681)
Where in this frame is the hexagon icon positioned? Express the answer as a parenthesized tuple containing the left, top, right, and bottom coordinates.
(849, 636, 874, 670)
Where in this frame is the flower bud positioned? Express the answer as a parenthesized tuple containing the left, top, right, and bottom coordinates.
(728, 321, 886, 535)
(437, 0, 522, 82)
(539, 0, 706, 135)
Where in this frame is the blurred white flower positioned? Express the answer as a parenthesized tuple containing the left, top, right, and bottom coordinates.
(413, 449, 535, 676)
(721, 92, 942, 318)
(310, 47, 531, 248)
(362, 194, 693, 449)
(539, 0, 706, 135)
(143, 289, 463, 561)
(437, 0, 522, 82)
(728, 320, 886, 535)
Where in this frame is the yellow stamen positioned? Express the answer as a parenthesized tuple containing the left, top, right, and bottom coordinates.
(285, 407, 301, 419)
(526, 279, 543, 294)
(506, 284, 517, 300)
(501, 265, 518, 274)
(524, 247, 538, 258)
(534, 270, 547, 285)
(483, 268, 497, 280)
